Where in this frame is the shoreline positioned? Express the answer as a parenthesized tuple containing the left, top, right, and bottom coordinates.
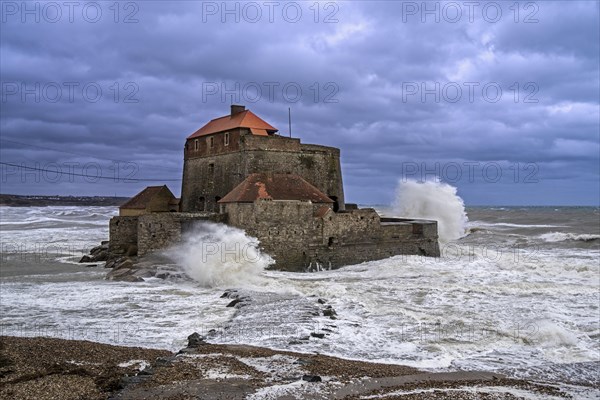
(0, 194, 128, 207)
(0, 335, 578, 400)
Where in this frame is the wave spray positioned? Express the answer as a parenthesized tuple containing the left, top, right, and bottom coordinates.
(169, 222, 273, 288)
(392, 180, 468, 243)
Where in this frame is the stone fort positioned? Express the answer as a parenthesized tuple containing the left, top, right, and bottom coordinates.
(109, 105, 440, 271)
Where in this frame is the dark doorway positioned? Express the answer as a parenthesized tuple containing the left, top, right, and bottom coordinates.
(329, 196, 339, 212)
(214, 196, 221, 212)
(197, 196, 206, 212)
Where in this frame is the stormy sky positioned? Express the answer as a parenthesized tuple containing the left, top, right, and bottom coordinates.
(1, 1, 598, 206)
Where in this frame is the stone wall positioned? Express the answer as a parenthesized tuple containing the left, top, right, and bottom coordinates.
(110, 204, 439, 272)
(224, 200, 318, 268)
(181, 151, 245, 213)
(137, 214, 182, 256)
(223, 201, 439, 272)
(109, 216, 138, 255)
(184, 129, 244, 159)
(137, 213, 226, 256)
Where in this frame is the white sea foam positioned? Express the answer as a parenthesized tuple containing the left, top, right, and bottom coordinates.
(539, 232, 600, 243)
(168, 222, 274, 288)
(1, 205, 598, 399)
(392, 179, 468, 243)
(118, 359, 150, 370)
(472, 222, 564, 229)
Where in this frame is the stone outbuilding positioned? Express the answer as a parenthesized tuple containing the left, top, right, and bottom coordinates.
(119, 185, 179, 216)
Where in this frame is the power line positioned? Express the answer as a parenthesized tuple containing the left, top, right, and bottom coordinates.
(0, 162, 182, 182)
(0, 139, 183, 172)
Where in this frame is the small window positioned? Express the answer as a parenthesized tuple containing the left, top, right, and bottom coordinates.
(209, 137, 214, 148)
(194, 139, 199, 150)
(224, 132, 230, 146)
(208, 163, 214, 174)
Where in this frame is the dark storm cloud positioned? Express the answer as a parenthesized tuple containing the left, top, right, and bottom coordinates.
(1, 0, 598, 205)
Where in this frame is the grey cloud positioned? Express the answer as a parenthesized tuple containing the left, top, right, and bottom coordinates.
(0, 0, 597, 205)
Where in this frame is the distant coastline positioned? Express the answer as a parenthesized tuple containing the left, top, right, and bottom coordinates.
(0, 194, 129, 207)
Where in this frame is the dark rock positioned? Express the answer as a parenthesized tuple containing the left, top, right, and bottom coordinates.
(85, 264, 98, 268)
(323, 308, 337, 317)
(302, 375, 322, 382)
(317, 298, 327, 304)
(94, 250, 108, 262)
(101, 240, 109, 245)
(187, 332, 207, 348)
(107, 268, 144, 282)
(119, 275, 144, 283)
(154, 357, 175, 367)
(155, 272, 169, 279)
(79, 255, 93, 263)
(133, 269, 155, 278)
(114, 259, 133, 270)
(108, 268, 132, 279)
(294, 359, 311, 366)
(90, 245, 103, 255)
(137, 368, 153, 376)
(104, 259, 117, 269)
(310, 332, 325, 339)
(299, 336, 310, 341)
(226, 299, 242, 307)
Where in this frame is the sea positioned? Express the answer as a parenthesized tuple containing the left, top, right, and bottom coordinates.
(1, 183, 598, 398)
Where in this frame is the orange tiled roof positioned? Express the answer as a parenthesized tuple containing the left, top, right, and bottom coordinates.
(187, 110, 277, 139)
(218, 173, 334, 204)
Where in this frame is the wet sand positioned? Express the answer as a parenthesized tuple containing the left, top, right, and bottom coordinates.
(0, 336, 572, 399)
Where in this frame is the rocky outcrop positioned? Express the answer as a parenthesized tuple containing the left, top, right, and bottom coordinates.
(101, 250, 183, 283)
(78, 241, 109, 264)
(80, 239, 186, 282)
(105, 257, 144, 282)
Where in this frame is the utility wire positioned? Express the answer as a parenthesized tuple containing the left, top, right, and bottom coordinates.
(0, 139, 183, 172)
(0, 162, 182, 182)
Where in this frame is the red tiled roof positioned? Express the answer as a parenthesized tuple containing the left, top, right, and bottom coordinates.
(120, 185, 175, 209)
(218, 173, 334, 204)
(187, 110, 277, 139)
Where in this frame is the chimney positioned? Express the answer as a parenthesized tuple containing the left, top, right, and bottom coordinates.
(231, 105, 245, 115)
